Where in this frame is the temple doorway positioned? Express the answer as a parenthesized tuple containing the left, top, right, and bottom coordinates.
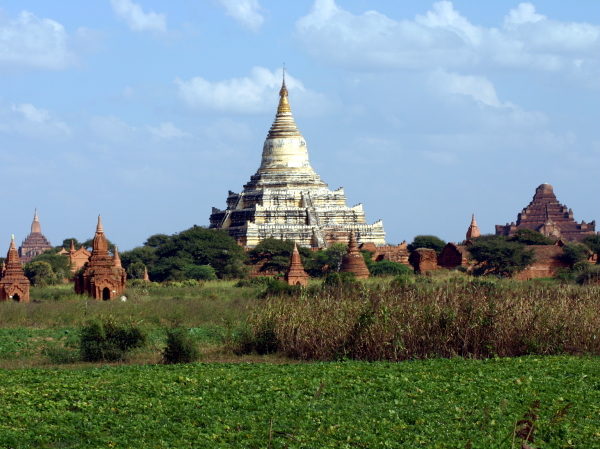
(12, 294, 19, 302)
(102, 288, 111, 301)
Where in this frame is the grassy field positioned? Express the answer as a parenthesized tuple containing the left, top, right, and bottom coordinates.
(1, 356, 599, 448)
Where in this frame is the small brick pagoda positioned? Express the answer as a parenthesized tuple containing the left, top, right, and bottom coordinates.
(0, 236, 30, 302)
(339, 231, 370, 279)
(495, 184, 596, 242)
(284, 242, 309, 286)
(210, 72, 386, 248)
(75, 216, 126, 300)
(18, 210, 53, 263)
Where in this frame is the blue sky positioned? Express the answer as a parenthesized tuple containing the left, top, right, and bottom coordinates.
(1, 0, 598, 251)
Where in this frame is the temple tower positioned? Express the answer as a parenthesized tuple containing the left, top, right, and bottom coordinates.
(18, 209, 53, 263)
(284, 242, 309, 286)
(466, 214, 481, 239)
(0, 236, 30, 302)
(210, 73, 386, 248)
(339, 231, 370, 279)
(75, 216, 126, 300)
(495, 184, 596, 242)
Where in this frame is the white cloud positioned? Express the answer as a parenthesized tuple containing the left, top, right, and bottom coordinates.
(295, 1, 600, 73)
(217, 0, 264, 32)
(110, 0, 167, 33)
(431, 70, 502, 107)
(0, 11, 78, 71)
(147, 122, 191, 139)
(90, 115, 136, 142)
(6, 103, 71, 136)
(175, 66, 329, 115)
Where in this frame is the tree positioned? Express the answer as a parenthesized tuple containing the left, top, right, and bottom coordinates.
(120, 246, 158, 276)
(145, 234, 170, 248)
(24, 261, 56, 286)
(61, 238, 82, 250)
(467, 235, 536, 277)
(510, 229, 554, 246)
(151, 226, 248, 281)
(126, 261, 147, 280)
(560, 243, 592, 266)
(582, 235, 600, 264)
(183, 264, 217, 281)
(408, 235, 446, 254)
(81, 237, 116, 254)
(370, 260, 413, 277)
(249, 238, 314, 275)
(29, 251, 72, 280)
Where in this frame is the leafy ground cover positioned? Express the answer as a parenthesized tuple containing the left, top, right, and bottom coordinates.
(1, 356, 599, 448)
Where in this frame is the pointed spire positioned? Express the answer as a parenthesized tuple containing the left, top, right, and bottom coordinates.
(266, 70, 302, 139)
(96, 215, 104, 234)
(466, 214, 481, 239)
(31, 209, 41, 234)
(7, 235, 21, 265)
(285, 241, 309, 286)
(70, 240, 75, 252)
(113, 245, 122, 268)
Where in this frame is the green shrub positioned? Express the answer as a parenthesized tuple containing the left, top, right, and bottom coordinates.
(575, 264, 600, 286)
(235, 276, 273, 288)
(162, 327, 200, 364)
(391, 274, 415, 288)
(369, 260, 413, 277)
(43, 346, 79, 364)
(262, 279, 301, 297)
(323, 272, 357, 288)
(79, 316, 146, 362)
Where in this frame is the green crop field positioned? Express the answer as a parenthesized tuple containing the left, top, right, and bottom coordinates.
(1, 356, 599, 448)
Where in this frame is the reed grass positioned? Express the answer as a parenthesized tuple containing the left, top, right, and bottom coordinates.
(248, 278, 600, 361)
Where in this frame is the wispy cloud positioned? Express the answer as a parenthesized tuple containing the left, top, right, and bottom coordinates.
(147, 122, 191, 139)
(110, 0, 167, 33)
(217, 0, 264, 32)
(296, 1, 600, 74)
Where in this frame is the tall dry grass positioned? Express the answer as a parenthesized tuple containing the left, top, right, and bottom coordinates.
(248, 279, 600, 361)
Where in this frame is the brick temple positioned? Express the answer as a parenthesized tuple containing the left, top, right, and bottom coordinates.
(18, 210, 53, 263)
(495, 184, 596, 242)
(210, 73, 385, 248)
(0, 236, 30, 302)
(74, 216, 126, 300)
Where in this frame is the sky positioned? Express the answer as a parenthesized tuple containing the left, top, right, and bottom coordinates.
(1, 0, 598, 252)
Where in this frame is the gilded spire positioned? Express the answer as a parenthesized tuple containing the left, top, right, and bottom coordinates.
(267, 70, 302, 139)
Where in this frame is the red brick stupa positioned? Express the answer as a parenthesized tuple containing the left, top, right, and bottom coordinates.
(18, 210, 53, 263)
(75, 216, 126, 300)
(339, 231, 370, 279)
(495, 184, 596, 242)
(284, 242, 309, 286)
(0, 236, 30, 302)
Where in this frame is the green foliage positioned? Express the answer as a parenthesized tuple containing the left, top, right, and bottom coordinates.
(162, 327, 200, 364)
(408, 235, 446, 254)
(23, 261, 57, 286)
(79, 316, 146, 362)
(183, 264, 217, 281)
(249, 238, 314, 275)
(0, 358, 599, 446)
(60, 238, 81, 250)
(150, 226, 248, 281)
(560, 242, 592, 266)
(29, 251, 72, 280)
(510, 228, 555, 245)
(575, 263, 600, 286)
(582, 235, 600, 262)
(467, 235, 536, 277)
(369, 260, 413, 277)
(262, 278, 301, 297)
(391, 274, 415, 288)
(323, 271, 357, 287)
(126, 261, 147, 279)
(120, 245, 158, 277)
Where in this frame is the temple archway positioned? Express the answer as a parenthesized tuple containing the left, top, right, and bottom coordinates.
(12, 293, 20, 302)
(102, 288, 111, 301)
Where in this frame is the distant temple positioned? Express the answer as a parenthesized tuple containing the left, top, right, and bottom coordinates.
(75, 216, 126, 300)
(284, 242, 309, 286)
(495, 184, 596, 242)
(466, 214, 481, 240)
(209, 73, 386, 248)
(18, 210, 53, 263)
(0, 236, 30, 302)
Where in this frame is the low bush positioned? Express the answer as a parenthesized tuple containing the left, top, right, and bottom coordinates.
(43, 346, 79, 364)
(369, 260, 413, 277)
(322, 272, 357, 288)
(79, 316, 146, 362)
(162, 327, 200, 364)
